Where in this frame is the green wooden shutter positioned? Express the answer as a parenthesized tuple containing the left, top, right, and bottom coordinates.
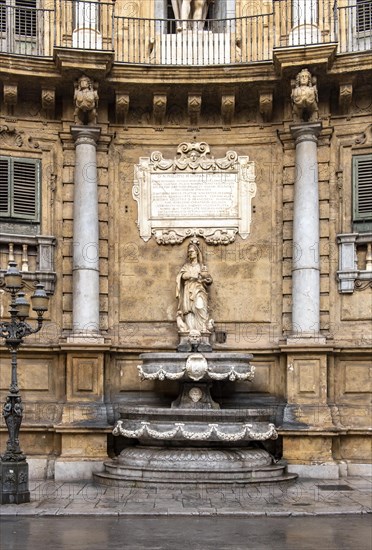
(0, 156, 40, 222)
(353, 154, 372, 232)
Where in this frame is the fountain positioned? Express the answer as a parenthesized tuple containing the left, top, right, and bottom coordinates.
(95, 239, 296, 486)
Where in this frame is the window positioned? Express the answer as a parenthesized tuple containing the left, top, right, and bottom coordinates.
(357, 0, 372, 33)
(353, 154, 372, 231)
(0, 156, 40, 222)
(15, 0, 37, 37)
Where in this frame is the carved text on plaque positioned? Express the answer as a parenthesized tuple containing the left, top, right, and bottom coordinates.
(133, 142, 256, 245)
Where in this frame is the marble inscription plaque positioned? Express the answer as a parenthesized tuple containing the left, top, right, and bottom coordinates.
(151, 172, 238, 219)
(133, 142, 256, 245)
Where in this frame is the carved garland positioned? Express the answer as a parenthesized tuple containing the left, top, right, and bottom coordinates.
(113, 420, 278, 442)
(137, 364, 255, 382)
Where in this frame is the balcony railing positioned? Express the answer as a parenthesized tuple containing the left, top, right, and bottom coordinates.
(0, 1, 371, 64)
(0, 2, 54, 56)
(0, 234, 56, 294)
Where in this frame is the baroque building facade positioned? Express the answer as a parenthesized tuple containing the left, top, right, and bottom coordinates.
(0, 0, 371, 480)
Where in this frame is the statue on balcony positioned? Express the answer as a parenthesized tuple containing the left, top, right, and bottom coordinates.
(74, 75, 99, 125)
(176, 239, 214, 336)
(291, 68, 319, 123)
(172, 0, 211, 32)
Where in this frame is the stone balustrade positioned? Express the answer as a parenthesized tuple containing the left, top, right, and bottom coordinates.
(337, 232, 372, 293)
(0, 234, 56, 294)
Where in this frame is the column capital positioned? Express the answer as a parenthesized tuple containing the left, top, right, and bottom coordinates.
(71, 126, 101, 147)
(290, 122, 322, 145)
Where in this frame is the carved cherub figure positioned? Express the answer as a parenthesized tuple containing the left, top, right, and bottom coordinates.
(74, 75, 99, 125)
(291, 68, 319, 123)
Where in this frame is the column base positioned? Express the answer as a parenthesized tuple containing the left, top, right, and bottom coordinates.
(286, 333, 326, 345)
(67, 333, 105, 344)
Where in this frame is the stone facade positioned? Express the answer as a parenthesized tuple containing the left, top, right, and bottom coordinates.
(0, 0, 371, 480)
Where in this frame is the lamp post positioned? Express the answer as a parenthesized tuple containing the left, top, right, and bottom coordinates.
(0, 261, 49, 504)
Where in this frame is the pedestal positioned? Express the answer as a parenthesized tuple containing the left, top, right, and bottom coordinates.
(0, 461, 30, 504)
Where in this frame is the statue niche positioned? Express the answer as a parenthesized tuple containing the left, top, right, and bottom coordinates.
(74, 75, 99, 125)
(291, 68, 319, 123)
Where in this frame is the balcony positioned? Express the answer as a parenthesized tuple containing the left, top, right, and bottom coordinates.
(0, 234, 56, 294)
(337, 232, 372, 293)
(0, 1, 370, 65)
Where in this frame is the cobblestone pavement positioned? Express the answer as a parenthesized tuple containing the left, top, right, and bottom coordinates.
(0, 476, 371, 517)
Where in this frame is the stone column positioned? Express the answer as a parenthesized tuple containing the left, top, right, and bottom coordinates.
(70, 126, 102, 341)
(289, 122, 323, 342)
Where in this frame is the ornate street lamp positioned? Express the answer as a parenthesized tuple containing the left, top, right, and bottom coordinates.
(0, 262, 49, 504)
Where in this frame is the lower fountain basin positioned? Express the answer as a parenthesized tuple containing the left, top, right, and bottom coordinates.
(94, 446, 297, 485)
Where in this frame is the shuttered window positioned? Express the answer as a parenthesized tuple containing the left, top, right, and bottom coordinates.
(353, 154, 372, 231)
(0, 156, 40, 222)
(357, 0, 372, 33)
(15, 0, 37, 37)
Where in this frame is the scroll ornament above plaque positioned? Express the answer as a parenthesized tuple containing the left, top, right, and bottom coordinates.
(132, 142, 257, 245)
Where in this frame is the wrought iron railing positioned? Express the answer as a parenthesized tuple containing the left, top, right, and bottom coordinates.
(54, 0, 114, 51)
(0, 2, 54, 56)
(0, 0, 371, 63)
(337, 1, 372, 53)
(113, 14, 274, 65)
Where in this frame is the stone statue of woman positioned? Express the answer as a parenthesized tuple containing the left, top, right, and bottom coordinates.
(176, 239, 213, 336)
(171, 0, 210, 31)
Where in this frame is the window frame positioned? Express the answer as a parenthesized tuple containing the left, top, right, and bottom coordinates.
(352, 153, 372, 232)
(0, 155, 41, 223)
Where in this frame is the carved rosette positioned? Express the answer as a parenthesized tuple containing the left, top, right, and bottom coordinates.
(133, 142, 256, 245)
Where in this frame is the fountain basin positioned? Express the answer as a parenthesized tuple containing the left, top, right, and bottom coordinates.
(137, 352, 255, 382)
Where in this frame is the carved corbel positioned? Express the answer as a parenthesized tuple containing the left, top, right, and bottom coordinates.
(3, 83, 18, 116)
(188, 93, 202, 131)
(339, 83, 353, 115)
(153, 93, 167, 131)
(221, 93, 235, 131)
(116, 92, 130, 127)
(259, 91, 273, 122)
(41, 87, 55, 118)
